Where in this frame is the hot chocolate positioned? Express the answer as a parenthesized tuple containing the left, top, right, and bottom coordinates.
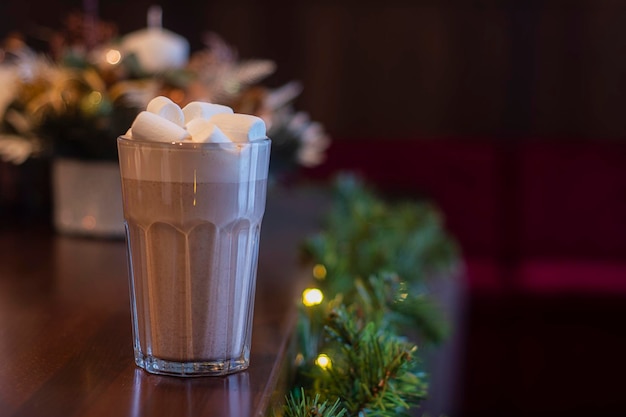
(122, 178, 267, 362)
(118, 96, 271, 376)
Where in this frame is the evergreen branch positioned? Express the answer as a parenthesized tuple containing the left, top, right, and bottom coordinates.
(320, 308, 428, 416)
(389, 293, 450, 344)
(290, 176, 457, 416)
(281, 388, 347, 417)
(301, 175, 459, 343)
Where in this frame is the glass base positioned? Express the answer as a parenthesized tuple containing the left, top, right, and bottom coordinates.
(135, 350, 249, 377)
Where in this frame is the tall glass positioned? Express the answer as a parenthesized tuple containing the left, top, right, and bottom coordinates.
(117, 136, 271, 376)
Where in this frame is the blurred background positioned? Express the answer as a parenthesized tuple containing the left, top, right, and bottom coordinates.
(1, 1, 625, 416)
(4, 1, 626, 139)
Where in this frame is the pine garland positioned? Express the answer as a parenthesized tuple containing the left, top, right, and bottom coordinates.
(283, 388, 347, 417)
(276, 175, 459, 417)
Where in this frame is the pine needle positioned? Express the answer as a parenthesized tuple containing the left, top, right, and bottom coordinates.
(281, 388, 347, 417)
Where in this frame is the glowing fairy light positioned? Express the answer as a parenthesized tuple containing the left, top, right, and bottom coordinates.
(81, 91, 103, 115)
(312, 263, 327, 280)
(105, 48, 122, 65)
(302, 288, 323, 307)
(88, 91, 102, 105)
(315, 354, 332, 369)
(294, 353, 304, 366)
(396, 281, 408, 302)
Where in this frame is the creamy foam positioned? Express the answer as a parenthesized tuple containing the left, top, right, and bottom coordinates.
(118, 136, 270, 183)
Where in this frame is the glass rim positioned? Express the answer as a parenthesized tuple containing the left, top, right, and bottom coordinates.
(117, 135, 271, 150)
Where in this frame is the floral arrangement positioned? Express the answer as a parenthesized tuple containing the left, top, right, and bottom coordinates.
(0, 7, 329, 175)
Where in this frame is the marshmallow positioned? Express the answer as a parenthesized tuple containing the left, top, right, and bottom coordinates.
(125, 96, 267, 144)
(130, 111, 190, 142)
(183, 102, 233, 125)
(186, 118, 232, 143)
(146, 96, 185, 127)
(209, 113, 267, 143)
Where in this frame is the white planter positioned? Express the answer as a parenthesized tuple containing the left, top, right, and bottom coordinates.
(52, 158, 125, 238)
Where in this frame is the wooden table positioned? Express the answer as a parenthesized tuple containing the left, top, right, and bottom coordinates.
(0, 186, 327, 417)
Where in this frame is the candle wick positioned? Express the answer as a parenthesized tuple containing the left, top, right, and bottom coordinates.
(147, 5, 163, 30)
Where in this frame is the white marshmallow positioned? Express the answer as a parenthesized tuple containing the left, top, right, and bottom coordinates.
(146, 96, 185, 127)
(186, 118, 232, 143)
(182, 102, 233, 124)
(209, 113, 267, 143)
(130, 111, 190, 142)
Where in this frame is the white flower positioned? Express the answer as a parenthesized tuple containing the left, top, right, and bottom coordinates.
(266, 81, 303, 110)
(296, 120, 330, 167)
(0, 136, 37, 164)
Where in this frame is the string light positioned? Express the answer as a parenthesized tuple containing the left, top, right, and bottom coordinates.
(312, 263, 327, 280)
(81, 91, 103, 115)
(315, 354, 332, 369)
(87, 91, 102, 105)
(105, 49, 122, 65)
(294, 353, 304, 366)
(302, 288, 323, 306)
(397, 281, 408, 302)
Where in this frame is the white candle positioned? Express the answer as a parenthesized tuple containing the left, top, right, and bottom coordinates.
(120, 6, 189, 73)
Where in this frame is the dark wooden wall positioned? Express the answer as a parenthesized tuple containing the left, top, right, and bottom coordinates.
(2, 1, 626, 139)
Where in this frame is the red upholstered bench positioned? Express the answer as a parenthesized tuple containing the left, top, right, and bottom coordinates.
(304, 138, 626, 294)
